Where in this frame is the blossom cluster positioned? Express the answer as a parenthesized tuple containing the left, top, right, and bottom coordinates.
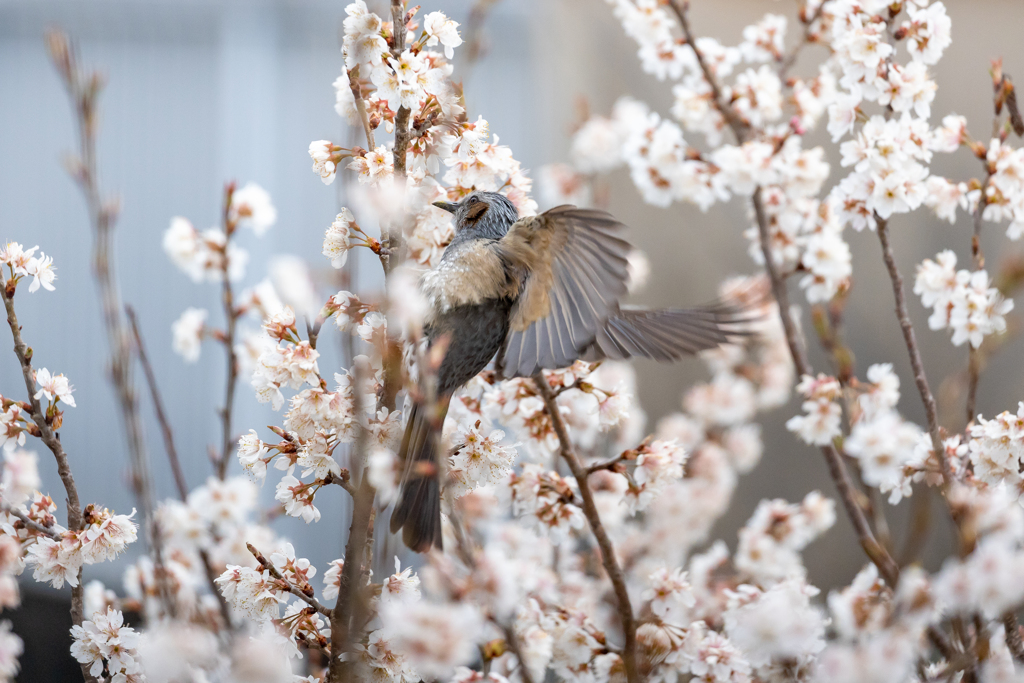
(10, 0, 1024, 682)
(0, 242, 56, 293)
(914, 249, 1013, 348)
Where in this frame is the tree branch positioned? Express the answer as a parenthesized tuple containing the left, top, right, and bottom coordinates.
(125, 306, 235, 629)
(46, 29, 156, 536)
(0, 272, 93, 680)
(532, 373, 638, 683)
(248, 543, 332, 618)
(1, 503, 63, 540)
(777, 2, 825, 79)
(875, 217, 953, 483)
(126, 307, 189, 501)
(752, 190, 900, 586)
(217, 183, 240, 480)
(667, 0, 749, 141)
(1004, 612, 1024, 663)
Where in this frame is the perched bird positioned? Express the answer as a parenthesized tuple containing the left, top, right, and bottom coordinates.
(390, 191, 748, 551)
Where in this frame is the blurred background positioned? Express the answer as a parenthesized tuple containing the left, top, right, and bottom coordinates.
(2, 0, 1024, 678)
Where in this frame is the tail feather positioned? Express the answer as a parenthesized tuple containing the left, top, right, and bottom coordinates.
(584, 302, 756, 362)
(390, 402, 445, 552)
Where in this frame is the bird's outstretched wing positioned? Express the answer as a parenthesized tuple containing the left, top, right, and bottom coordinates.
(581, 301, 755, 362)
(497, 205, 631, 377)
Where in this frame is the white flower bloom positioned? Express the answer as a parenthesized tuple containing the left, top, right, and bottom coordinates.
(723, 578, 827, 667)
(71, 608, 142, 680)
(379, 600, 483, 680)
(229, 182, 277, 236)
(735, 492, 835, 585)
(309, 139, 337, 184)
(32, 368, 76, 407)
(323, 558, 344, 601)
(215, 565, 282, 621)
(0, 621, 21, 681)
(0, 242, 37, 276)
(349, 145, 395, 185)
(0, 449, 39, 508)
(381, 557, 421, 605)
(448, 425, 518, 497)
(269, 255, 320, 321)
(275, 475, 321, 523)
(903, 1, 952, 65)
(643, 566, 695, 625)
(237, 430, 270, 482)
(969, 403, 1024, 489)
(681, 621, 752, 683)
(323, 208, 355, 268)
(80, 507, 138, 563)
(423, 11, 463, 59)
(24, 252, 56, 293)
(171, 307, 207, 363)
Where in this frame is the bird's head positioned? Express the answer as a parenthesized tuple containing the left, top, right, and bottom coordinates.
(433, 192, 519, 239)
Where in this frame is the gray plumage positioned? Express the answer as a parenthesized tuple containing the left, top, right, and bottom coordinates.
(390, 191, 752, 552)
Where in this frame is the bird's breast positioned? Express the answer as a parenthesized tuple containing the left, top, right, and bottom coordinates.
(420, 240, 521, 319)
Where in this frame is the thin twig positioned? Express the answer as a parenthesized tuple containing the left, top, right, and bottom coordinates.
(217, 183, 240, 480)
(0, 271, 92, 679)
(875, 217, 953, 483)
(1, 503, 63, 540)
(126, 306, 189, 501)
(1004, 612, 1024, 662)
(752, 191, 900, 586)
(533, 373, 639, 683)
(126, 306, 235, 628)
(586, 454, 627, 475)
(248, 543, 332, 618)
(347, 67, 377, 151)
(777, 2, 825, 79)
(0, 278, 83, 536)
(966, 161, 993, 427)
(667, 0, 749, 141)
(46, 30, 155, 531)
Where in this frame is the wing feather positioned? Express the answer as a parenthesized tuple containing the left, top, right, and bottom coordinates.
(499, 207, 631, 377)
(584, 304, 753, 362)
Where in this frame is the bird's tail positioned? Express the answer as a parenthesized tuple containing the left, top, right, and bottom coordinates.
(584, 301, 757, 362)
(390, 400, 448, 552)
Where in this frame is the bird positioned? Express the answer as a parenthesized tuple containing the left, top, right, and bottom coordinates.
(389, 191, 750, 552)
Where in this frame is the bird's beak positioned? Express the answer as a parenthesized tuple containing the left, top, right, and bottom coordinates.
(432, 201, 458, 214)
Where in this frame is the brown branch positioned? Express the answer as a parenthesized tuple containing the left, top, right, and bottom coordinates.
(752, 190, 900, 586)
(1, 503, 63, 540)
(777, 2, 825, 79)
(126, 306, 235, 628)
(248, 542, 332, 618)
(667, 0, 749, 141)
(347, 67, 376, 151)
(126, 307, 189, 501)
(328, 357, 377, 682)
(46, 29, 156, 533)
(199, 549, 235, 630)
(532, 373, 638, 683)
(966, 157, 993, 426)
(875, 217, 953, 483)
(586, 454, 627, 475)
(1004, 612, 1024, 662)
(0, 272, 91, 679)
(217, 183, 241, 480)
(0, 280, 83, 530)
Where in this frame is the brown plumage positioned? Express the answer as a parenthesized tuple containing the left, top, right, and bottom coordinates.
(390, 192, 752, 552)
